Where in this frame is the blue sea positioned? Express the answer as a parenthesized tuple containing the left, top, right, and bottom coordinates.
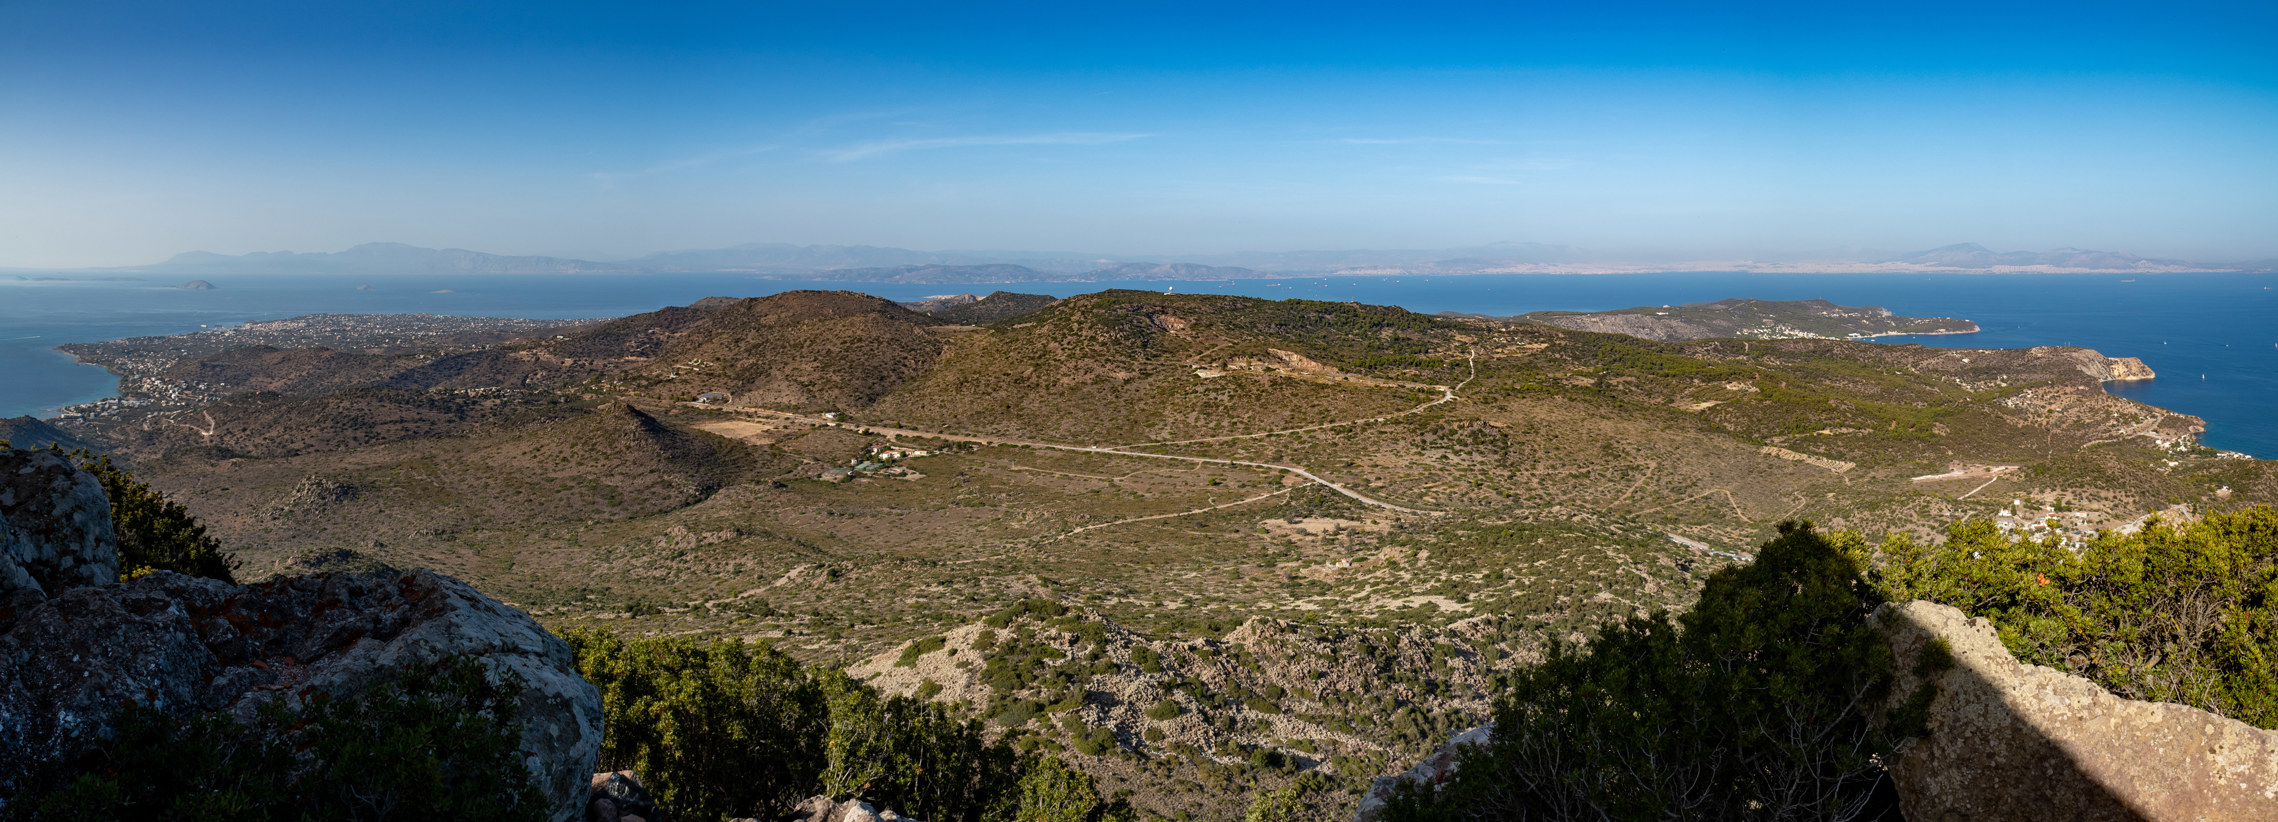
(4, 271, 2274, 457)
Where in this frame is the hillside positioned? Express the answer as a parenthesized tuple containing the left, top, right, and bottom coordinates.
(0, 416, 90, 451)
(622, 291, 948, 409)
(901, 291, 1060, 324)
(1504, 298, 1978, 341)
(40, 288, 2276, 821)
(857, 291, 1466, 443)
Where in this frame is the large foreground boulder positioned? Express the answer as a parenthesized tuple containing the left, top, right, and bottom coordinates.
(0, 448, 118, 598)
(1874, 600, 2278, 821)
(0, 567, 604, 821)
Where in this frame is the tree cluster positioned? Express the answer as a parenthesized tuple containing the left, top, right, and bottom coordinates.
(2, 658, 546, 821)
(1872, 508, 2278, 728)
(1380, 506, 2278, 820)
(563, 631, 1134, 822)
(1382, 523, 1901, 821)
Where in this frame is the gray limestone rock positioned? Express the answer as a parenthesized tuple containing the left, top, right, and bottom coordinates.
(589, 771, 656, 822)
(0, 448, 119, 598)
(1874, 599, 2278, 821)
(0, 569, 603, 822)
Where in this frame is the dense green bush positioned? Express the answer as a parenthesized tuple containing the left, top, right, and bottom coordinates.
(563, 631, 829, 820)
(1382, 522, 1899, 821)
(1015, 757, 1132, 822)
(1872, 507, 2278, 728)
(819, 671, 1025, 822)
(567, 631, 1124, 822)
(62, 448, 238, 582)
(1242, 773, 1335, 822)
(985, 598, 1069, 628)
(896, 635, 949, 667)
(1384, 508, 2278, 820)
(2, 657, 546, 821)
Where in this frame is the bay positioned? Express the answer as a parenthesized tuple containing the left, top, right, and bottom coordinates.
(3, 270, 2272, 457)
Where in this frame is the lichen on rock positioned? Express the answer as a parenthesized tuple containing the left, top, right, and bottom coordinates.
(0, 448, 120, 599)
(0, 446, 602, 821)
(1874, 599, 2278, 821)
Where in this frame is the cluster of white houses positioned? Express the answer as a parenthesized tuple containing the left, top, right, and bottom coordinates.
(1991, 499, 2099, 549)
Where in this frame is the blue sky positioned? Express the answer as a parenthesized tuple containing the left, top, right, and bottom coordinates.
(3, 1, 2275, 266)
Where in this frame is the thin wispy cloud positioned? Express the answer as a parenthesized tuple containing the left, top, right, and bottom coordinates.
(818, 132, 1152, 162)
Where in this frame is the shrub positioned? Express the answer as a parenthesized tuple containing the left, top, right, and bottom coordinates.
(1070, 727, 1117, 756)
(1873, 508, 2278, 728)
(1129, 645, 1163, 673)
(64, 449, 237, 582)
(563, 631, 829, 821)
(1145, 699, 1183, 721)
(1016, 756, 1133, 822)
(985, 598, 1069, 628)
(819, 672, 1024, 822)
(1383, 522, 1898, 821)
(994, 700, 1042, 728)
(1, 657, 546, 821)
(569, 631, 1042, 822)
(897, 635, 948, 667)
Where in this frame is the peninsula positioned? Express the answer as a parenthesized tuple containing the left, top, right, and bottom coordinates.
(1480, 298, 1980, 342)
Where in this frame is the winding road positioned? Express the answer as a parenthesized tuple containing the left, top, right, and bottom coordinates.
(724, 348, 1477, 517)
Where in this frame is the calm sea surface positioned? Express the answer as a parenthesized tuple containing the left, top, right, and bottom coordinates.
(5, 271, 2273, 457)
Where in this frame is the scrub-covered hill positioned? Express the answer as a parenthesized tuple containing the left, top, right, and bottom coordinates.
(37, 289, 2275, 821)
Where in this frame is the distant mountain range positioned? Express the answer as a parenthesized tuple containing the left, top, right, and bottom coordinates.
(154, 242, 628, 275)
(110, 240, 2275, 282)
(1879, 243, 2184, 270)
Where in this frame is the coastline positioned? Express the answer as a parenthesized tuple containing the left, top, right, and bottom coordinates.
(1852, 326, 1982, 340)
(2, 271, 2270, 457)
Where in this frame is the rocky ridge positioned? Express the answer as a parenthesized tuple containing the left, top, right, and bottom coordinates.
(0, 447, 603, 821)
(1874, 599, 2278, 821)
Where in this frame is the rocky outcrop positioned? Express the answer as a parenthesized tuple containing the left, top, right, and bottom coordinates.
(1353, 724, 1494, 822)
(2031, 346, 2158, 383)
(783, 795, 927, 822)
(0, 448, 119, 599)
(0, 568, 604, 820)
(2104, 356, 2156, 381)
(1873, 600, 2278, 821)
(588, 771, 658, 822)
(0, 452, 602, 822)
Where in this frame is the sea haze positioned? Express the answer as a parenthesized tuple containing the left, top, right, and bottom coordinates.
(2, 271, 2272, 457)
